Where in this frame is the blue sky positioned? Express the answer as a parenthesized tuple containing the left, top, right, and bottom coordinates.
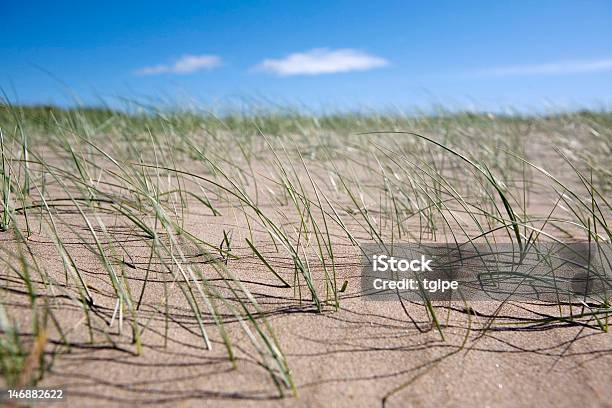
(2, 0, 612, 112)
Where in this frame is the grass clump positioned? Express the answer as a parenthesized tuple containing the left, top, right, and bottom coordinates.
(0, 101, 610, 397)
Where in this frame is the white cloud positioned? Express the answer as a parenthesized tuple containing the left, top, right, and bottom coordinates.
(256, 48, 388, 76)
(477, 58, 612, 77)
(135, 54, 221, 75)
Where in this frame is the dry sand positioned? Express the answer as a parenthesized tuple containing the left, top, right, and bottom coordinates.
(2, 211, 610, 408)
(1, 132, 611, 408)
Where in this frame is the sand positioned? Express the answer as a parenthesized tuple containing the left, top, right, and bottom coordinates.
(1, 128, 611, 408)
(1, 210, 609, 408)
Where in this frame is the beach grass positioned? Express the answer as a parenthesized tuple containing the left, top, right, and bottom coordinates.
(0, 102, 610, 396)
